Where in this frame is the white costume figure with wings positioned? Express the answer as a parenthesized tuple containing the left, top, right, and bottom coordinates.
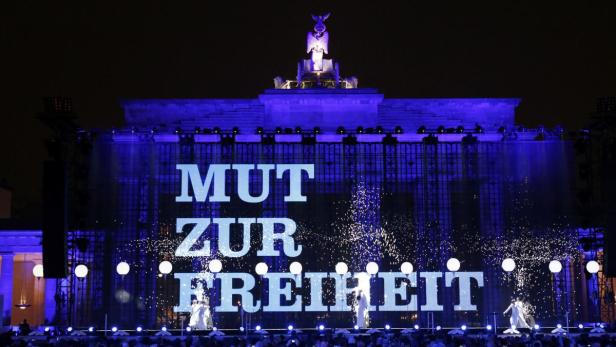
(307, 13, 330, 71)
(189, 283, 212, 330)
(503, 298, 530, 333)
(354, 288, 370, 328)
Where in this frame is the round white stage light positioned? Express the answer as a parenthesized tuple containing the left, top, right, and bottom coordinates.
(586, 260, 600, 274)
(549, 260, 562, 273)
(158, 261, 173, 275)
(289, 261, 303, 275)
(446, 258, 461, 272)
(366, 262, 379, 275)
(255, 262, 268, 276)
(501, 258, 516, 272)
(209, 259, 222, 273)
(400, 262, 413, 275)
(116, 262, 130, 276)
(335, 262, 348, 275)
(32, 264, 44, 278)
(74, 264, 89, 278)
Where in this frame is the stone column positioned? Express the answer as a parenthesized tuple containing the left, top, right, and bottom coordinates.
(0, 253, 14, 326)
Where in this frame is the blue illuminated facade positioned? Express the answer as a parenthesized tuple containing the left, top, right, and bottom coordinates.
(0, 15, 609, 331)
(53, 85, 601, 330)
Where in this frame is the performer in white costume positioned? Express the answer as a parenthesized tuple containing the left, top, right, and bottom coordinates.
(503, 298, 530, 333)
(354, 289, 369, 328)
(189, 284, 212, 330)
(202, 296, 213, 329)
(189, 299, 202, 328)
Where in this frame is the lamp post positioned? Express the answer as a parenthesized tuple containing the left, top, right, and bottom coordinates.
(158, 261, 173, 327)
(366, 262, 379, 327)
(255, 262, 268, 330)
(74, 264, 89, 327)
(32, 264, 44, 279)
(335, 262, 348, 326)
(209, 259, 222, 329)
(400, 262, 416, 329)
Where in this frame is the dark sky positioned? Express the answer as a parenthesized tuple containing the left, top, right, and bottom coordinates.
(1, 1, 615, 211)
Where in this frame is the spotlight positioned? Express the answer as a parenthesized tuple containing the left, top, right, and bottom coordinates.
(88, 327, 94, 333)
(275, 127, 282, 134)
(461, 325, 467, 331)
(256, 127, 264, 134)
(456, 126, 464, 134)
(213, 327, 218, 331)
(417, 126, 426, 134)
(498, 126, 506, 134)
(186, 327, 192, 332)
(436, 326, 442, 331)
(44, 327, 50, 332)
(354, 325, 359, 330)
(356, 126, 364, 134)
(67, 327, 73, 333)
(557, 324, 562, 329)
(174, 127, 182, 134)
(111, 326, 118, 333)
(239, 327, 245, 332)
(475, 125, 484, 133)
(294, 126, 302, 134)
(194, 127, 201, 134)
(437, 126, 445, 134)
(376, 126, 384, 134)
(232, 127, 239, 135)
(136, 326, 143, 332)
(385, 324, 391, 330)
(213, 127, 221, 134)
(414, 324, 419, 330)
(161, 326, 168, 332)
(395, 126, 403, 134)
(534, 324, 540, 330)
(288, 324, 294, 331)
(313, 127, 321, 134)
(486, 324, 492, 331)
(318, 324, 325, 331)
(578, 323, 584, 329)
(255, 325, 262, 331)
(336, 126, 346, 134)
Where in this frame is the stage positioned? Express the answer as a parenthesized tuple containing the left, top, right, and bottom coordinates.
(7, 326, 615, 347)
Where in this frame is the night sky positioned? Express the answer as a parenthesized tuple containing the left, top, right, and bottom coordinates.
(2, 1, 615, 212)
